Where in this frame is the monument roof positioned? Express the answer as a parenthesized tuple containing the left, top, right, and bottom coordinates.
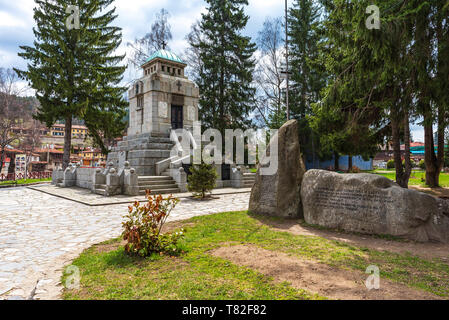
(145, 49, 185, 65)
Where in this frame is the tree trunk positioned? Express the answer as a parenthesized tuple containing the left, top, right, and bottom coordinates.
(0, 149, 5, 176)
(391, 116, 406, 187)
(424, 113, 439, 187)
(63, 116, 73, 170)
(402, 113, 412, 187)
(437, 104, 445, 175)
(334, 152, 339, 171)
(348, 156, 352, 172)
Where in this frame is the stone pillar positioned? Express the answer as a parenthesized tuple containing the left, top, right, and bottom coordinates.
(62, 164, 77, 187)
(52, 168, 64, 185)
(174, 167, 188, 192)
(231, 166, 243, 188)
(105, 168, 121, 196)
(92, 168, 106, 191)
(124, 167, 139, 196)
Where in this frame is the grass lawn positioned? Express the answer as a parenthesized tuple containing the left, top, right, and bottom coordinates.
(62, 211, 449, 300)
(365, 170, 449, 188)
(0, 178, 51, 186)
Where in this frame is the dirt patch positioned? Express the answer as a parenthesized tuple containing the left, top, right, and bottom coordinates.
(93, 240, 127, 254)
(410, 185, 449, 198)
(254, 218, 449, 263)
(211, 245, 442, 300)
(161, 221, 195, 233)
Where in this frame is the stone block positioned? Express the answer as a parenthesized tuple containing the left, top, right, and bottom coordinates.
(301, 169, 449, 243)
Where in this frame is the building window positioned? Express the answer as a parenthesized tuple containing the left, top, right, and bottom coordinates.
(137, 96, 144, 109)
(178, 69, 181, 75)
(162, 66, 165, 72)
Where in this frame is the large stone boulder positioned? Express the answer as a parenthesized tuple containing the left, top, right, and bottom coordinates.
(301, 169, 449, 243)
(249, 119, 306, 218)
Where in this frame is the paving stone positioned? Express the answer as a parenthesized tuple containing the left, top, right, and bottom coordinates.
(0, 187, 250, 300)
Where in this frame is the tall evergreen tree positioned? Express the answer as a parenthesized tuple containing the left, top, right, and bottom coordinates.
(193, 0, 257, 134)
(288, 0, 325, 119)
(288, 0, 328, 160)
(16, 0, 128, 169)
(311, 0, 387, 173)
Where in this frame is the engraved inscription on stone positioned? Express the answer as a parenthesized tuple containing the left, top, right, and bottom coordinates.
(313, 187, 394, 213)
(258, 175, 276, 208)
(158, 101, 168, 118)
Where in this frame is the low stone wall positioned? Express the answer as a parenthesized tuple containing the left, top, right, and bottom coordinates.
(75, 168, 95, 189)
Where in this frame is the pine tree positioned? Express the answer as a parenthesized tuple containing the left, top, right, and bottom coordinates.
(288, 0, 325, 119)
(193, 0, 257, 134)
(187, 163, 218, 199)
(288, 0, 327, 156)
(16, 0, 128, 169)
(310, 0, 387, 173)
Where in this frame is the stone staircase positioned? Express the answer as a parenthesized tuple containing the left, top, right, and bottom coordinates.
(107, 132, 175, 177)
(138, 175, 180, 195)
(243, 172, 256, 188)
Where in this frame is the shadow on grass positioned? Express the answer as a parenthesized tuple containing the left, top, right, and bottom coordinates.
(247, 211, 406, 243)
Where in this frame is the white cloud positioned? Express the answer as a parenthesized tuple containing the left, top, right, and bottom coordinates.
(0, 11, 27, 28)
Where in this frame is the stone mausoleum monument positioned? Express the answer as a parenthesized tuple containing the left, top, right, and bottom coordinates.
(108, 49, 200, 176)
(53, 50, 255, 196)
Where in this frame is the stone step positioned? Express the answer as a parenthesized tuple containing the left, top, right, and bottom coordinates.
(93, 189, 106, 195)
(128, 150, 171, 159)
(146, 143, 173, 150)
(139, 183, 177, 191)
(139, 188, 180, 195)
(123, 132, 170, 141)
(121, 137, 173, 145)
(138, 180, 177, 187)
(138, 176, 172, 182)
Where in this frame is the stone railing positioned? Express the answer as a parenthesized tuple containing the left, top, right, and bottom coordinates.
(52, 161, 139, 197)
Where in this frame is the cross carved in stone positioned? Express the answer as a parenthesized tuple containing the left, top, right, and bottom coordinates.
(176, 80, 182, 92)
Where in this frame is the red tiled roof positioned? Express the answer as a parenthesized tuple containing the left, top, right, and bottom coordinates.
(0, 147, 24, 153)
(34, 148, 64, 154)
(410, 142, 425, 147)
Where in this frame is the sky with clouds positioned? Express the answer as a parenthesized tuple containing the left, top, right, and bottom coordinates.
(0, 0, 424, 141)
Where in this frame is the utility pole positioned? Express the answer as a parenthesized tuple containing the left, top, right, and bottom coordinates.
(285, 0, 290, 121)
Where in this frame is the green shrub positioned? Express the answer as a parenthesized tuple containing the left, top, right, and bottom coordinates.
(419, 159, 426, 170)
(187, 163, 218, 199)
(402, 159, 416, 168)
(387, 159, 395, 169)
(122, 191, 182, 257)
